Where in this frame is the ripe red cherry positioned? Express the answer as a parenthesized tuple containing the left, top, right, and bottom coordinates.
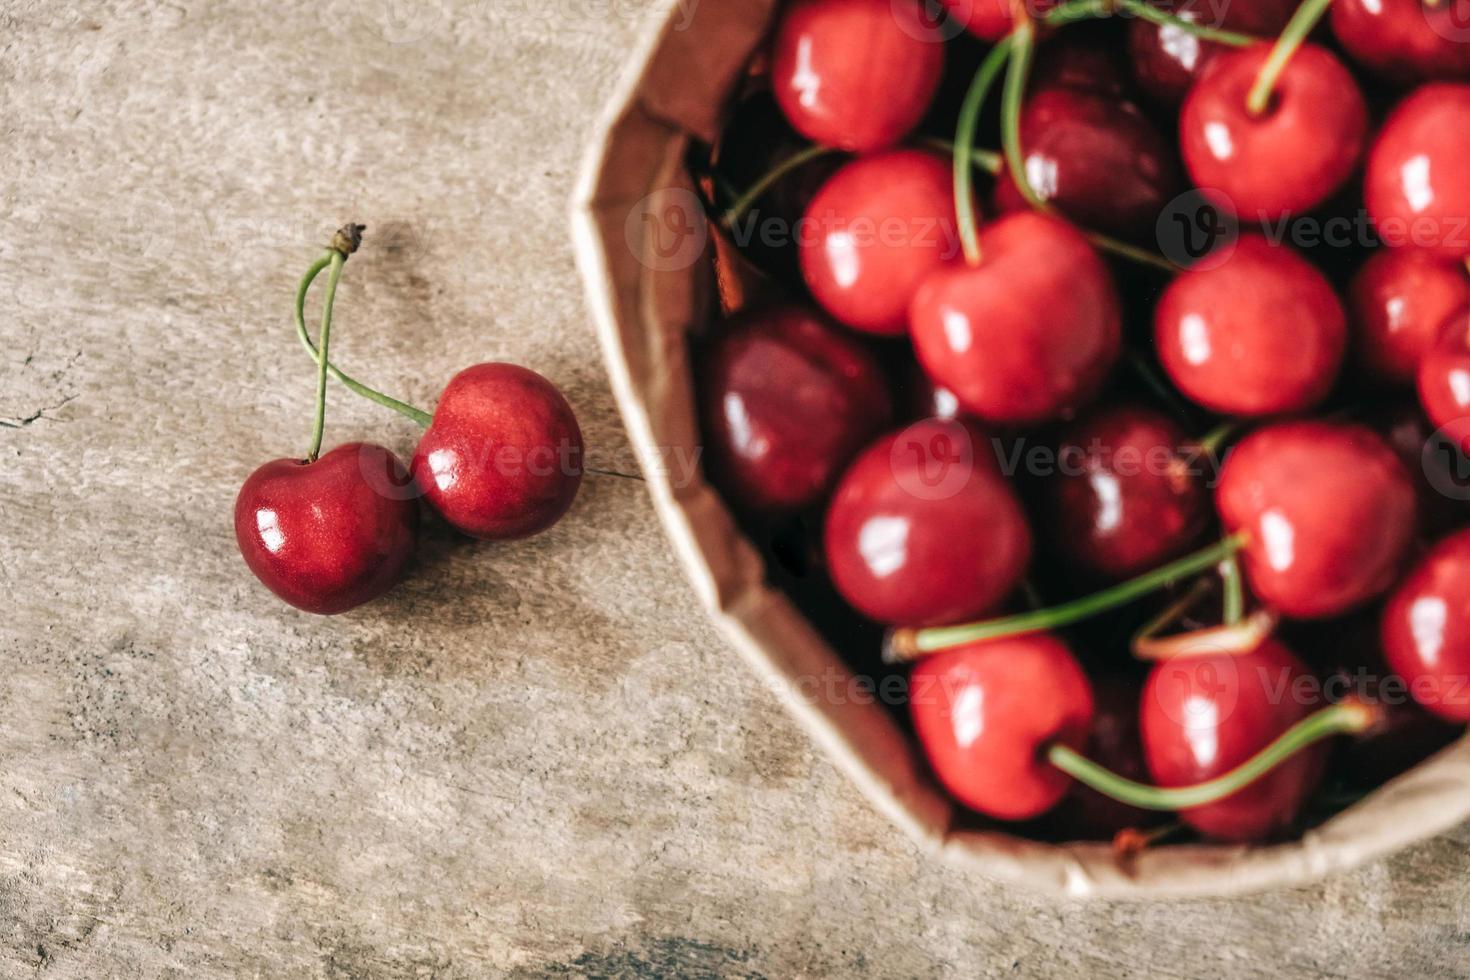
(1142, 641, 1329, 842)
(1043, 406, 1209, 581)
(1154, 234, 1346, 417)
(799, 149, 967, 336)
(1031, 31, 1130, 97)
(939, 0, 1041, 41)
(1331, 0, 1470, 84)
(824, 419, 1031, 626)
(992, 87, 1183, 241)
(1369, 400, 1470, 538)
(1417, 309, 1470, 456)
(1180, 45, 1367, 220)
(1366, 84, 1470, 261)
(700, 306, 892, 514)
(1127, 0, 1296, 106)
(411, 364, 583, 540)
(910, 634, 1094, 821)
(770, 0, 945, 153)
(1382, 529, 1470, 723)
(1350, 249, 1470, 387)
(909, 211, 1122, 426)
(1217, 421, 1418, 619)
(236, 443, 419, 615)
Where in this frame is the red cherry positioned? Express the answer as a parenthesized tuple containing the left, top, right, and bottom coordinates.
(1217, 421, 1418, 619)
(909, 211, 1122, 426)
(1154, 235, 1346, 417)
(411, 364, 584, 541)
(939, 0, 1043, 41)
(1366, 84, 1470, 261)
(1417, 308, 1470, 455)
(1382, 529, 1470, 723)
(1369, 400, 1470, 537)
(1331, 0, 1470, 84)
(910, 634, 1094, 821)
(992, 87, 1183, 240)
(1142, 641, 1329, 842)
(701, 306, 892, 514)
(235, 443, 418, 615)
(799, 150, 967, 336)
(1127, 0, 1296, 106)
(770, 0, 945, 153)
(1180, 45, 1367, 220)
(1350, 249, 1470, 387)
(1031, 30, 1131, 97)
(824, 419, 1031, 626)
(1043, 406, 1209, 581)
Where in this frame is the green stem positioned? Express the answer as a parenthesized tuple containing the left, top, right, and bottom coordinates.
(1001, 23, 1039, 210)
(923, 137, 1003, 177)
(306, 250, 345, 463)
(1088, 234, 1180, 274)
(1194, 421, 1239, 458)
(721, 144, 836, 226)
(1113, 0, 1258, 45)
(955, 37, 1015, 265)
(1220, 554, 1245, 626)
(295, 259, 433, 428)
(1246, 0, 1335, 116)
(1047, 702, 1375, 811)
(899, 534, 1248, 656)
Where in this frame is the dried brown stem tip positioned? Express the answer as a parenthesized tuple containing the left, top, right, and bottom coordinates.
(882, 629, 922, 667)
(331, 223, 367, 257)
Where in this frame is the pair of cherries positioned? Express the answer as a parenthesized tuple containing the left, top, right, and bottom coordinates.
(235, 227, 583, 615)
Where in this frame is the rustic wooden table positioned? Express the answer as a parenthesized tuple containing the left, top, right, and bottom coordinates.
(3, 1, 1469, 976)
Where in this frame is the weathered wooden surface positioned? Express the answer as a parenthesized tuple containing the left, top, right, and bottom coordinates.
(2, 1, 1469, 976)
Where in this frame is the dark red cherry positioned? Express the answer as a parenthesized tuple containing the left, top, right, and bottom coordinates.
(1419, 309, 1470, 457)
(1049, 676, 1164, 839)
(1044, 406, 1209, 581)
(992, 87, 1183, 240)
(910, 634, 1094, 821)
(1031, 31, 1130, 97)
(1154, 234, 1346, 417)
(800, 149, 967, 336)
(1332, 0, 1470, 84)
(1367, 84, 1470, 260)
(235, 443, 419, 615)
(771, 0, 945, 153)
(1350, 249, 1470, 387)
(1127, 0, 1296, 106)
(1181, 45, 1367, 220)
(909, 211, 1122, 426)
(824, 419, 1031, 626)
(1383, 530, 1470, 723)
(700, 306, 892, 515)
(1217, 421, 1418, 619)
(1369, 400, 1470, 537)
(411, 364, 583, 541)
(1142, 641, 1329, 842)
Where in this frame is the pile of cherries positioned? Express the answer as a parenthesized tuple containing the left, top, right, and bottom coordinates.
(694, 0, 1470, 844)
(235, 225, 584, 615)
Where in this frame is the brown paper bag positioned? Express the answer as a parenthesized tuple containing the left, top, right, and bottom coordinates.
(570, 0, 1470, 898)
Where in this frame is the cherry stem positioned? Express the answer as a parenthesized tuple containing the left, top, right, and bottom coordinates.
(1043, 0, 1257, 45)
(955, 36, 1016, 266)
(1088, 235, 1180, 274)
(1047, 702, 1376, 811)
(890, 534, 1248, 660)
(303, 226, 363, 461)
(923, 137, 1004, 178)
(721, 144, 837, 227)
(1220, 554, 1245, 625)
(295, 258, 433, 429)
(1000, 22, 1039, 212)
(1246, 0, 1335, 117)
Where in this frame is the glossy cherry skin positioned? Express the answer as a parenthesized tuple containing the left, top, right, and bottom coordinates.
(909, 212, 1122, 426)
(824, 419, 1031, 626)
(1350, 249, 1470, 387)
(1382, 530, 1470, 723)
(939, 0, 1048, 41)
(993, 87, 1183, 241)
(1217, 421, 1419, 620)
(700, 306, 892, 515)
(1418, 310, 1470, 456)
(1181, 45, 1367, 221)
(1031, 31, 1130, 97)
(411, 364, 583, 541)
(1367, 84, 1470, 261)
(770, 0, 945, 153)
(1128, 0, 1296, 106)
(1142, 641, 1329, 842)
(911, 634, 1094, 821)
(235, 443, 419, 615)
(1154, 235, 1346, 417)
(1044, 406, 1209, 581)
(800, 149, 967, 336)
(1332, 0, 1470, 84)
